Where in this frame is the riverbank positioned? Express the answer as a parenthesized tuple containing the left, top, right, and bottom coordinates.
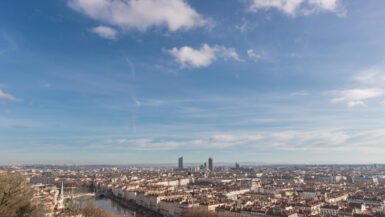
(98, 192, 164, 217)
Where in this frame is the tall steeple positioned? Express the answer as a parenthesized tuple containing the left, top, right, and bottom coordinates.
(57, 181, 65, 210)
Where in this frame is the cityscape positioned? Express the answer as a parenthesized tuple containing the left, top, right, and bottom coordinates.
(1, 161, 385, 217)
(2, 0, 385, 216)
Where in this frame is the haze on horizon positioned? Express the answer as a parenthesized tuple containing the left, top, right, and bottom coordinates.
(1, 0, 385, 165)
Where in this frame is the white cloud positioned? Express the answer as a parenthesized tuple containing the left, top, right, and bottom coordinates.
(290, 90, 309, 96)
(167, 44, 242, 68)
(330, 65, 385, 107)
(347, 101, 364, 107)
(266, 130, 349, 150)
(354, 67, 385, 84)
(0, 89, 19, 102)
(88, 129, 385, 152)
(249, 0, 345, 16)
(247, 49, 267, 61)
(331, 88, 385, 107)
(235, 18, 251, 32)
(91, 25, 117, 39)
(68, 0, 208, 32)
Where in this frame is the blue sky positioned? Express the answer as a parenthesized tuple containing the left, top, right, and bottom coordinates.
(1, 0, 385, 165)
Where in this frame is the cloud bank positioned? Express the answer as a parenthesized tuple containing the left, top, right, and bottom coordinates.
(89, 129, 385, 153)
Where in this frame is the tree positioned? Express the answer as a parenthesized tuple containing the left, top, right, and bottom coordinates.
(0, 171, 42, 217)
(81, 205, 118, 217)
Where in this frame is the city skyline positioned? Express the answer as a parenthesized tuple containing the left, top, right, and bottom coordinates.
(1, 0, 385, 164)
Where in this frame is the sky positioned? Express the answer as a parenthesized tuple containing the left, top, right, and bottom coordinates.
(1, 0, 385, 165)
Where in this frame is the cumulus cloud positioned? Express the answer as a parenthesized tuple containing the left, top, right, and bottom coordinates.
(68, 0, 208, 32)
(0, 89, 19, 101)
(91, 25, 117, 39)
(167, 44, 242, 68)
(249, 0, 346, 16)
(331, 88, 385, 107)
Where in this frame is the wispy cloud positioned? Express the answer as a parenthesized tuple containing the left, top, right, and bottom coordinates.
(167, 44, 242, 68)
(42, 81, 51, 88)
(247, 49, 267, 62)
(331, 65, 385, 107)
(0, 34, 18, 55)
(235, 18, 252, 32)
(0, 89, 19, 101)
(331, 88, 384, 107)
(87, 129, 385, 153)
(68, 0, 209, 32)
(12, 125, 28, 129)
(249, 0, 346, 17)
(91, 25, 117, 39)
(354, 66, 385, 84)
(290, 90, 309, 96)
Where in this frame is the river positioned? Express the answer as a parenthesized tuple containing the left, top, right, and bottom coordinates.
(73, 195, 145, 217)
(94, 197, 137, 217)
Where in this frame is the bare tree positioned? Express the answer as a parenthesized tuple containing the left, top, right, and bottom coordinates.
(0, 171, 42, 217)
(81, 205, 118, 217)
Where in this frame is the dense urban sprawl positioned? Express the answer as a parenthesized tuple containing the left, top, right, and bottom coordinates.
(2, 160, 385, 217)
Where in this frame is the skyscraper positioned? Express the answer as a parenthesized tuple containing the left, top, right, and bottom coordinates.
(208, 157, 213, 171)
(178, 156, 183, 169)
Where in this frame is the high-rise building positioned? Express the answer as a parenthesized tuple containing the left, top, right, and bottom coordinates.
(178, 156, 183, 169)
(203, 162, 207, 170)
(208, 157, 213, 171)
(235, 162, 240, 169)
